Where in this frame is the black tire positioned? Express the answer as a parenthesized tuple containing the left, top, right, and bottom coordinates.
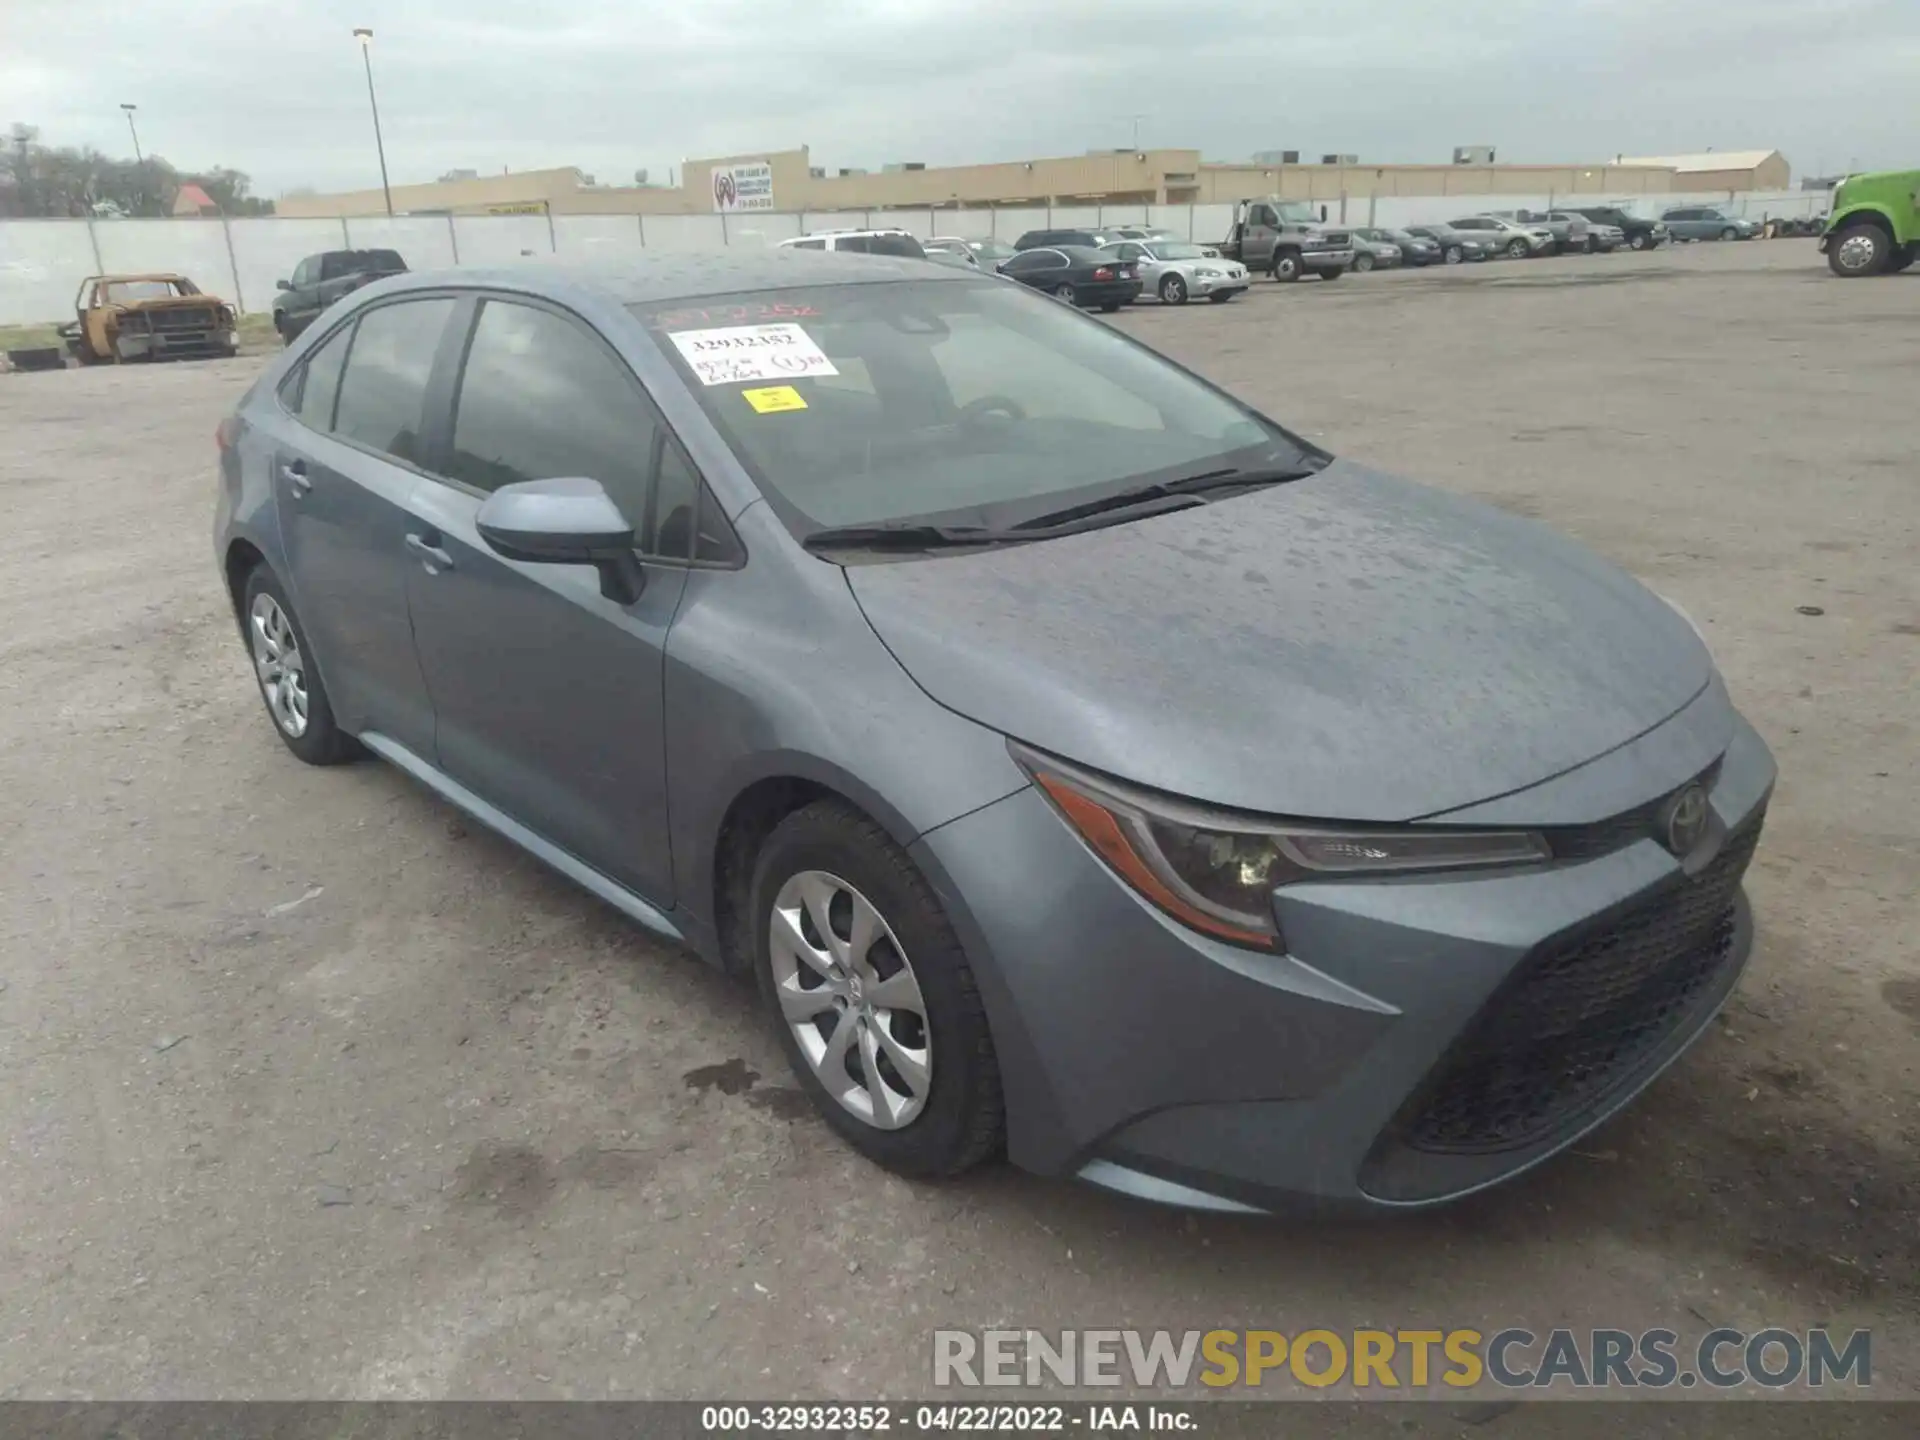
(1720, 227, 1738, 241)
(1352, 252, 1374, 273)
(239, 565, 359, 765)
(1507, 238, 1530, 259)
(1584, 236, 1599, 254)
(1271, 248, 1302, 282)
(1099, 301, 1122, 312)
(1052, 283, 1078, 305)
(1208, 290, 1234, 302)
(1826, 223, 1891, 277)
(1158, 273, 1188, 305)
(750, 800, 1004, 1178)
(273, 311, 294, 345)
(1318, 268, 1344, 281)
(1891, 245, 1916, 274)
(1628, 232, 1650, 251)
(1443, 245, 1463, 265)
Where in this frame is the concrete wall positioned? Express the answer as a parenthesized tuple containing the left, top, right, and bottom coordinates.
(0, 191, 1831, 328)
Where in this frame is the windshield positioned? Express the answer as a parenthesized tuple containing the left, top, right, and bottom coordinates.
(1274, 201, 1320, 224)
(634, 281, 1310, 535)
(104, 279, 192, 302)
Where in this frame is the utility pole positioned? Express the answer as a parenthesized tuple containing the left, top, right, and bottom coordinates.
(119, 103, 145, 214)
(352, 27, 395, 215)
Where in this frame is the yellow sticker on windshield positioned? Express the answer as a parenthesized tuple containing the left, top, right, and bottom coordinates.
(742, 385, 807, 413)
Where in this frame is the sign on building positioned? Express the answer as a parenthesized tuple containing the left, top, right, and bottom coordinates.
(711, 160, 775, 213)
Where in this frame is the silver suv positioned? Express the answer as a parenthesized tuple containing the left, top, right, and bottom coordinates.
(779, 229, 928, 258)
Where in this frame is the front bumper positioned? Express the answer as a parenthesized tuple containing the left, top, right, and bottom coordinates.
(1302, 247, 1353, 273)
(1187, 270, 1249, 295)
(916, 703, 1775, 1213)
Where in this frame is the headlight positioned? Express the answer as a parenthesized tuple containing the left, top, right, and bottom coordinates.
(1194, 267, 1221, 277)
(1014, 745, 1550, 950)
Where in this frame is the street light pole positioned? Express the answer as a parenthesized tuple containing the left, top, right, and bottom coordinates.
(119, 103, 143, 165)
(352, 27, 394, 216)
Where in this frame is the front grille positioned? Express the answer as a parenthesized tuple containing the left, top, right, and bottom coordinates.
(149, 307, 220, 331)
(1389, 813, 1763, 1155)
(1543, 759, 1722, 862)
(1322, 231, 1351, 247)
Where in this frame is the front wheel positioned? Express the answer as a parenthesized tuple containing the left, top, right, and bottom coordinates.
(1158, 273, 1188, 305)
(1352, 252, 1374, 273)
(1271, 249, 1302, 282)
(1720, 227, 1739, 241)
(751, 801, 1004, 1178)
(1890, 244, 1916, 274)
(1629, 232, 1650, 251)
(1507, 238, 1530, 258)
(1443, 245, 1463, 264)
(1052, 283, 1078, 305)
(1827, 223, 1891, 277)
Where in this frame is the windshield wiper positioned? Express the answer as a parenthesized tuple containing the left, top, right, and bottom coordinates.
(801, 522, 1031, 554)
(1011, 461, 1324, 531)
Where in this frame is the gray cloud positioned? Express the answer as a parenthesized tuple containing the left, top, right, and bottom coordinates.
(6, 0, 1916, 195)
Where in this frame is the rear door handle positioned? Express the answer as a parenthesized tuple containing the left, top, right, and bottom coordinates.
(405, 533, 453, 571)
(278, 459, 311, 496)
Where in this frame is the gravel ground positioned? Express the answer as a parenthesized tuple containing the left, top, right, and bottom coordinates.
(0, 239, 1913, 1418)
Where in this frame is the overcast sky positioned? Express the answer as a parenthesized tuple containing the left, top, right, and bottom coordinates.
(6, 0, 1917, 196)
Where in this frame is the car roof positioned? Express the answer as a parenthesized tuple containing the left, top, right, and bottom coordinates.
(367, 251, 970, 306)
(1051, 244, 1109, 259)
(87, 272, 191, 283)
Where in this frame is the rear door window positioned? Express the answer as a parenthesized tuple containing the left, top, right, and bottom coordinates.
(331, 297, 457, 466)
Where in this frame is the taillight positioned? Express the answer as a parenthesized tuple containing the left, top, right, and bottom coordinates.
(1093, 266, 1114, 280)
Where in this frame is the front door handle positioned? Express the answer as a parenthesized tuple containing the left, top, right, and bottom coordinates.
(278, 459, 311, 497)
(405, 533, 453, 571)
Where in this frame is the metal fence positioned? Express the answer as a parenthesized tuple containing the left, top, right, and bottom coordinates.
(0, 190, 1828, 328)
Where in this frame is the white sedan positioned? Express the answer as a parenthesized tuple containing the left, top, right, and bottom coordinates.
(1100, 240, 1249, 305)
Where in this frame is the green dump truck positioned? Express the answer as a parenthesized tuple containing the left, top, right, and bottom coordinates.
(1818, 169, 1919, 277)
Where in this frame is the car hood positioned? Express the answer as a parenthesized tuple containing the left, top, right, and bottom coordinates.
(845, 461, 1713, 821)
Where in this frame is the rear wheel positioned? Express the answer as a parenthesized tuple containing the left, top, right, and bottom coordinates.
(1158, 273, 1189, 305)
(751, 801, 1004, 1178)
(1099, 300, 1123, 312)
(1053, 282, 1078, 305)
(1827, 223, 1891, 277)
(240, 566, 358, 765)
(1318, 268, 1344, 281)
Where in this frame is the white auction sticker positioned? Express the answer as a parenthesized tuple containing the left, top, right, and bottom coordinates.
(667, 323, 839, 386)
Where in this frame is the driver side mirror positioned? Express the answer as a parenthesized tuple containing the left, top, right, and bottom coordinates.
(476, 477, 646, 604)
(276, 279, 291, 291)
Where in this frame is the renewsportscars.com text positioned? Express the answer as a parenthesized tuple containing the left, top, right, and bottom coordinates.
(933, 1327, 1871, 1391)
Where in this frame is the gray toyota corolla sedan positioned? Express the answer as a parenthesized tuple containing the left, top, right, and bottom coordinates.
(214, 251, 1774, 1213)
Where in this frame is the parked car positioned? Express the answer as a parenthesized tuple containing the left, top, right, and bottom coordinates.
(60, 272, 238, 363)
(1541, 211, 1623, 253)
(998, 245, 1142, 310)
(925, 236, 1020, 273)
(1100, 239, 1249, 304)
(1359, 228, 1441, 266)
(1448, 215, 1555, 257)
(1217, 198, 1354, 281)
(1569, 206, 1669, 251)
(1483, 208, 1591, 254)
(1012, 228, 1113, 252)
(1659, 207, 1760, 242)
(1818, 168, 1920, 277)
(216, 250, 1775, 1211)
(273, 249, 408, 343)
(1347, 230, 1404, 271)
(779, 229, 928, 258)
(1402, 224, 1493, 264)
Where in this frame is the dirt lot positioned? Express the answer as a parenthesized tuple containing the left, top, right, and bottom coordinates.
(0, 240, 1914, 1416)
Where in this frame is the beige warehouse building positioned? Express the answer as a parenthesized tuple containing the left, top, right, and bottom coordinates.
(276, 145, 1790, 219)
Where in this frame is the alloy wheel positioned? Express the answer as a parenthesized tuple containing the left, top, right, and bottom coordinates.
(1161, 274, 1186, 304)
(769, 870, 932, 1130)
(249, 592, 309, 738)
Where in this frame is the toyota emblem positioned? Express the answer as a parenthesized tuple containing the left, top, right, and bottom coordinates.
(1662, 783, 1710, 858)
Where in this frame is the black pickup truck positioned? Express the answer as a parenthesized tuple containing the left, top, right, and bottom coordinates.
(1567, 207, 1669, 252)
(272, 248, 408, 342)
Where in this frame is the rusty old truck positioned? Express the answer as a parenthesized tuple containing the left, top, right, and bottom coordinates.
(60, 273, 239, 364)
